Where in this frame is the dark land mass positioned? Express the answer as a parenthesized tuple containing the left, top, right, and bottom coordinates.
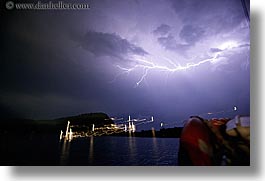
(0, 112, 112, 134)
(0, 112, 183, 165)
(0, 112, 182, 138)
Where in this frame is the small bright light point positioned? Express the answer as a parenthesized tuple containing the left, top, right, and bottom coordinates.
(234, 106, 237, 111)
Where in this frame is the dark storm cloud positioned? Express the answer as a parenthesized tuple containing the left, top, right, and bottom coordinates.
(179, 25, 205, 45)
(239, 43, 250, 48)
(0, 0, 249, 123)
(157, 35, 177, 50)
(170, 0, 246, 34)
(157, 35, 190, 52)
(153, 24, 171, 36)
(0, 13, 117, 119)
(210, 48, 223, 53)
(154, 24, 204, 53)
(74, 31, 148, 59)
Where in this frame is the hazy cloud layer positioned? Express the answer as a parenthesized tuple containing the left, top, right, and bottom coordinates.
(157, 35, 190, 52)
(153, 0, 248, 54)
(153, 24, 171, 36)
(210, 48, 223, 53)
(170, 0, 246, 34)
(74, 31, 148, 59)
(179, 25, 205, 45)
(0, 0, 250, 127)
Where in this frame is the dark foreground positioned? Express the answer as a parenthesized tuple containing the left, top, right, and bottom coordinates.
(0, 115, 181, 166)
(0, 133, 179, 166)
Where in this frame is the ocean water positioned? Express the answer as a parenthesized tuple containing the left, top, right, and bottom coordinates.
(0, 134, 179, 166)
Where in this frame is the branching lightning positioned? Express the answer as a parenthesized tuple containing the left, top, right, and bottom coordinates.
(113, 41, 249, 87)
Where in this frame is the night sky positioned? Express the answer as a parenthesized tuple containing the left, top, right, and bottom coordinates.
(0, 0, 250, 128)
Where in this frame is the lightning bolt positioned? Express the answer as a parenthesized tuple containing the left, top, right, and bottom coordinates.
(113, 41, 249, 87)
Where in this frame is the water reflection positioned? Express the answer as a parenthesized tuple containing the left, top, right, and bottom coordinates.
(57, 136, 179, 166)
(128, 136, 138, 164)
(152, 127, 156, 137)
(60, 139, 71, 165)
(151, 127, 158, 150)
(151, 127, 159, 163)
(89, 136, 94, 164)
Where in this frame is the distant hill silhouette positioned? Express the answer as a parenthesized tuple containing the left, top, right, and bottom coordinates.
(56, 112, 113, 127)
(0, 113, 183, 138)
(0, 112, 113, 133)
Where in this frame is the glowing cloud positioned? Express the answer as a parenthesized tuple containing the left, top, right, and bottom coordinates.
(114, 41, 249, 87)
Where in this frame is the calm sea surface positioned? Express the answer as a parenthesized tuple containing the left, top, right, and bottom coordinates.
(1, 134, 179, 166)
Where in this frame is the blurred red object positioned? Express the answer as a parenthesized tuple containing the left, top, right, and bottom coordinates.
(179, 117, 213, 166)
